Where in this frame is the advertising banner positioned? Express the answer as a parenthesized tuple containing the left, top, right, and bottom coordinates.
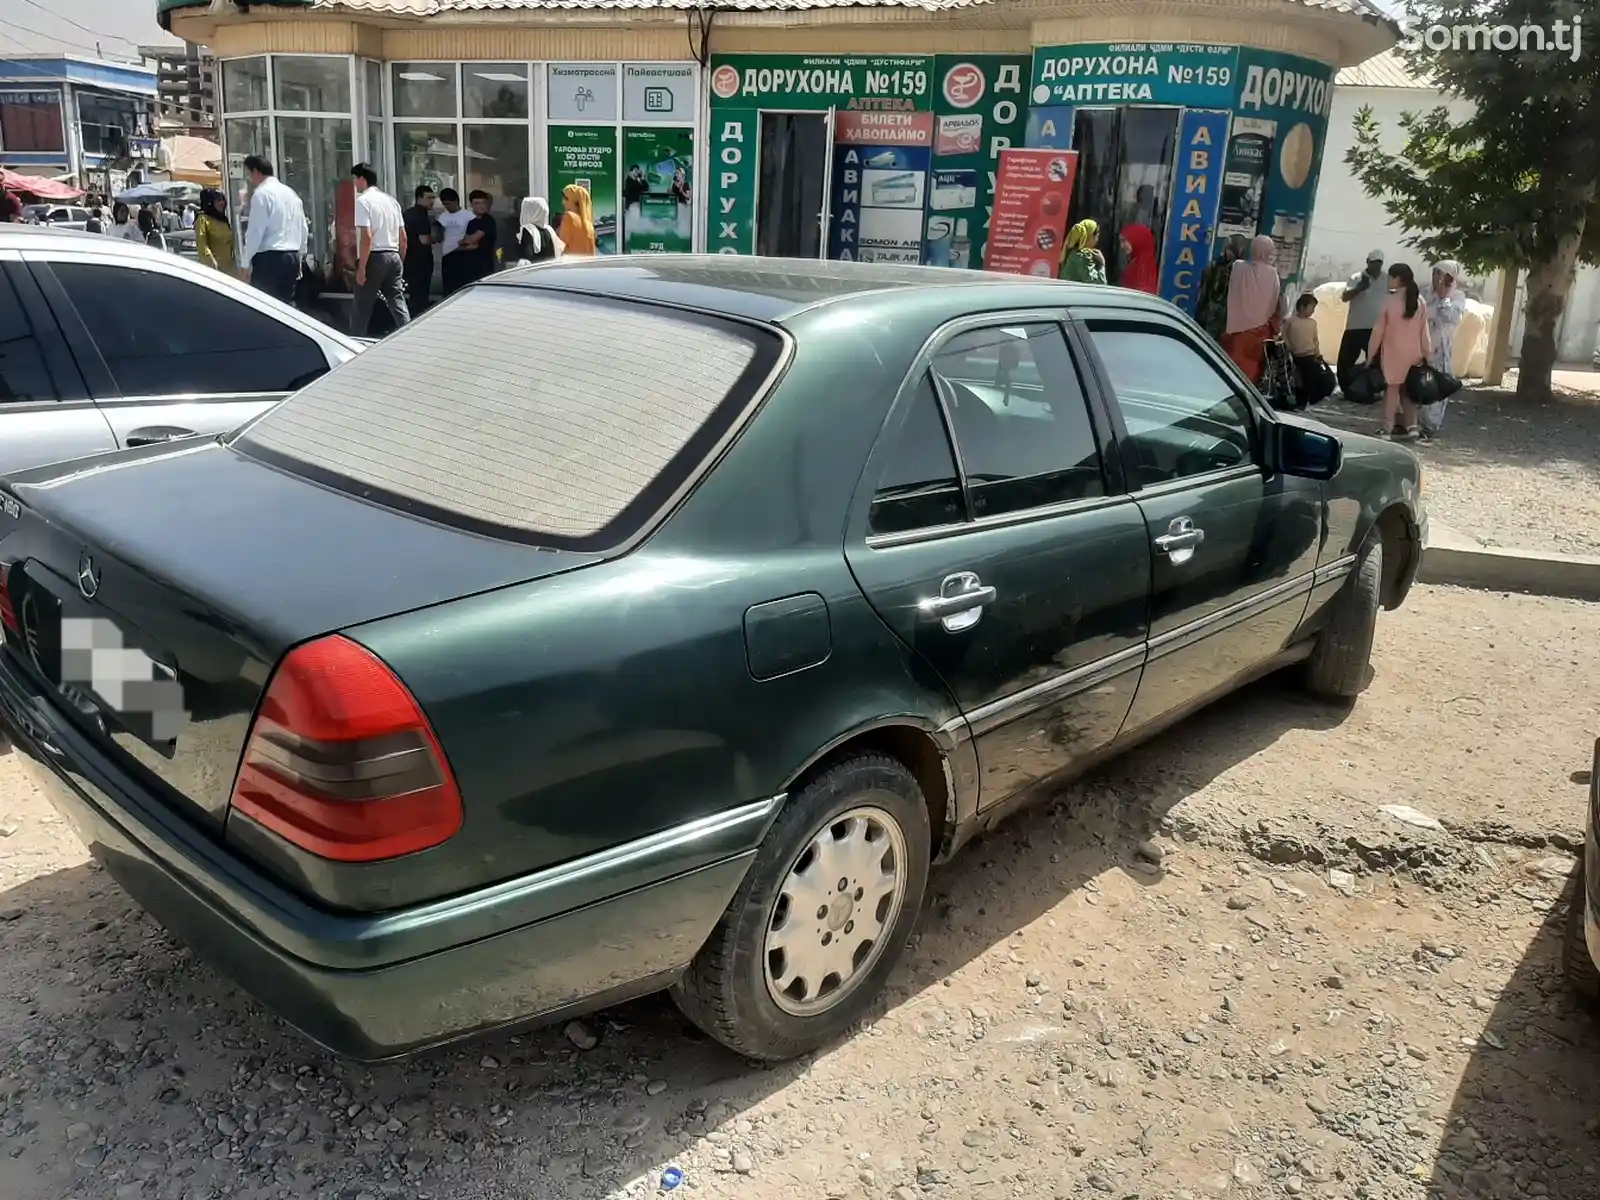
(1214, 116, 1274, 248)
(707, 113, 757, 255)
(708, 55, 933, 112)
(984, 148, 1076, 277)
(831, 143, 930, 263)
(1157, 109, 1230, 314)
(548, 124, 619, 255)
(924, 54, 1030, 270)
(622, 127, 693, 254)
(1030, 43, 1239, 109)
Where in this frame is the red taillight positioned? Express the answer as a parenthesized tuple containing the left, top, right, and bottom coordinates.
(0, 564, 17, 638)
(228, 635, 463, 862)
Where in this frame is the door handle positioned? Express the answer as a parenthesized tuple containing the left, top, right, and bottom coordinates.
(921, 571, 997, 633)
(1154, 517, 1205, 565)
(126, 426, 197, 447)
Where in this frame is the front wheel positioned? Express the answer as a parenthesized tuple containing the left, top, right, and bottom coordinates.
(671, 753, 931, 1061)
(1304, 535, 1383, 700)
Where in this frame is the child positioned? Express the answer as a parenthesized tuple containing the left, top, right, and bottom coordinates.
(1284, 293, 1334, 407)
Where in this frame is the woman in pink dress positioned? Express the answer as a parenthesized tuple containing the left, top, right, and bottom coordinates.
(1367, 263, 1431, 440)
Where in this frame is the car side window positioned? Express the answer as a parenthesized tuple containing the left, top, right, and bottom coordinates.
(0, 272, 63, 404)
(1086, 323, 1256, 487)
(869, 375, 965, 536)
(48, 263, 331, 398)
(931, 323, 1104, 519)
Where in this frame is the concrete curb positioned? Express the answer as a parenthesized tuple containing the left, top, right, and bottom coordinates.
(1421, 522, 1600, 602)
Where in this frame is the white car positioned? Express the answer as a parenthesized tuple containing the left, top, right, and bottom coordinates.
(0, 225, 361, 475)
(22, 204, 93, 231)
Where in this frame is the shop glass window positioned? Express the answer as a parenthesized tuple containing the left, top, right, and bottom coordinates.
(869, 376, 964, 536)
(394, 123, 461, 196)
(392, 63, 457, 120)
(223, 115, 270, 216)
(51, 263, 329, 397)
(365, 60, 384, 119)
(76, 92, 150, 158)
(274, 55, 352, 114)
(1087, 324, 1254, 486)
(463, 63, 529, 120)
(275, 116, 355, 285)
(465, 123, 531, 255)
(932, 325, 1104, 518)
(222, 57, 269, 113)
(0, 90, 65, 153)
(1068, 107, 1178, 286)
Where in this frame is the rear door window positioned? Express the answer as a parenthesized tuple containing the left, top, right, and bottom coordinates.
(868, 375, 965, 535)
(234, 286, 786, 550)
(47, 262, 331, 398)
(0, 269, 73, 404)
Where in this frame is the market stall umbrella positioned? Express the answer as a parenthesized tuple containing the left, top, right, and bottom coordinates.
(115, 182, 191, 204)
(163, 135, 222, 186)
(0, 169, 85, 201)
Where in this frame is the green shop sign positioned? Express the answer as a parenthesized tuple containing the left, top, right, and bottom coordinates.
(708, 112, 758, 256)
(1031, 43, 1240, 108)
(926, 55, 1031, 270)
(708, 55, 934, 112)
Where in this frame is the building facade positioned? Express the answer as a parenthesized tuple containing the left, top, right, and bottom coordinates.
(140, 43, 219, 136)
(157, 0, 1394, 309)
(0, 56, 161, 197)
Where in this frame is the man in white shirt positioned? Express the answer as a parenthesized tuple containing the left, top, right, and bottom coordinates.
(240, 154, 307, 304)
(435, 188, 475, 297)
(350, 163, 410, 335)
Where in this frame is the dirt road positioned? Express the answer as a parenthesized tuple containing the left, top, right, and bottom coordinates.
(1, 586, 1596, 1200)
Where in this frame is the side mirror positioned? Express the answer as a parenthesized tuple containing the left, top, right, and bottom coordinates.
(1276, 423, 1342, 481)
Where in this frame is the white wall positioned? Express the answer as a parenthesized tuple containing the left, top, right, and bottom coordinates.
(1303, 85, 1474, 291)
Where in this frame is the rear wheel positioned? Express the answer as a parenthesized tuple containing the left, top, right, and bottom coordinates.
(671, 753, 930, 1061)
(1564, 854, 1600, 1009)
(1304, 535, 1383, 700)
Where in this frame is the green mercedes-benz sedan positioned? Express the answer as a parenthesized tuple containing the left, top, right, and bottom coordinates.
(0, 258, 1425, 1061)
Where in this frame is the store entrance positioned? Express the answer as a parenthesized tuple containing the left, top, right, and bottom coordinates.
(1069, 107, 1180, 286)
(756, 112, 830, 258)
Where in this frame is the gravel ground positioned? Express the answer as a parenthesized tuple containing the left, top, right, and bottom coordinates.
(1309, 380, 1600, 558)
(0, 586, 1597, 1200)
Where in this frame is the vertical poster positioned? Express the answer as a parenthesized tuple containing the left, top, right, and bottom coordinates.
(622, 127, 693, 253)
(830, 111, 933, 263)
(926, 54, 1030, 269)
(708, 109, 757, 255)
(1214, 116, 1274, 248)
(984, 148, 1076, 277)
(1157, 109, 1230, 315)
(547, 125, 619, 255)
(1023, 106, 1074, 150)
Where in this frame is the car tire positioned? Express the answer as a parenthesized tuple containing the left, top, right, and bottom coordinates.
(671, 753, 931, 1062)
(1564, 855, 1600, 1009)
(1304, 535, 1383, 700)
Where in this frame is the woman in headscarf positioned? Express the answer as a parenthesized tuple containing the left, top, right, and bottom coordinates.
(193, 187, 235, 275)
(1116, 223, 1159, 293)
(558, 184, 598, 257)
(137, 206, 167, 252)
(1419, 260, 1464, 440)
(1222, 235, 1283, 383)
(1059, 219, 1106, 283)
(1368, 262, 1431, 440)
(1197, 234, 1249, 343)
(517, 196, 564, 264)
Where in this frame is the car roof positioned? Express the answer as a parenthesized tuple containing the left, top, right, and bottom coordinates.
(488, 255, 1175, 325)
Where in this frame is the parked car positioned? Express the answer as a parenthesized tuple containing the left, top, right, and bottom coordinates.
(0, 258, 1426, 1062)
(21, 204, 92, 231)
(1565, 738, 1600, 1003)
(0, 224, 361, 475)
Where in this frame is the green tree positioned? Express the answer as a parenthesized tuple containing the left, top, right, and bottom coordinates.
(1346, 0, 1597, 400)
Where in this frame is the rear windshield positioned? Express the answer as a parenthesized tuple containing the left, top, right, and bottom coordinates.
(233, 286, 784, 550)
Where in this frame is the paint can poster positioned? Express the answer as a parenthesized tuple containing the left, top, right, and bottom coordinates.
(984, 148, 1076, 277)
(1215, 116, 1274, 247)
(1157, 109, 1229, 314)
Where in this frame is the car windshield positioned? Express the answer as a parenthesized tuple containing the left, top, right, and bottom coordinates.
(232, 286, 785, 550)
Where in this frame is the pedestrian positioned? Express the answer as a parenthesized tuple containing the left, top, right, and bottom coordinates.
(1419, 260, 1465, 440)
(1337, 250, 1387, 395)
(181, 203, 196, 230)
(0, 189, 21, 223)
(402, 184, 436, 315)
(162, 204, 181, 234)
(193, 188, 235, 275)
(1284, 293, 1334, 407)
(1197, 234, 1249, 343)
(138, 206, 167, 252)
(457, 190, 498, 286)
(1058, 219, 1106, 283)
(436, 188, 474, 297)
(558, 183, 598, 257)
(239, 154, 306, 304)
(1222, 235, 1282, 383)
(1115, 223, 1159, 294)
(349, 163, 410, 336)
(1367, 263, 1431, 440)
(84, 206, 105, 235)
(516, 196, 563, 264)
(109, 202, 142, 242)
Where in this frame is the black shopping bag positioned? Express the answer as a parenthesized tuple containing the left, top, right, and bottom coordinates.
(1345, 362, 1386, 405)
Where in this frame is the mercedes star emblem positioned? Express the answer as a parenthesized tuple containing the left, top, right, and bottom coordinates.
(77, 552, 100, 600)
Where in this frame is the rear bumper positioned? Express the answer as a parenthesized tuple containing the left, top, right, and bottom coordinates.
(0, 654, 768, 1059)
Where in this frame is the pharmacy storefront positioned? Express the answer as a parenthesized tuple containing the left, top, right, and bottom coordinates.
(159, 0, 1389, 322)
